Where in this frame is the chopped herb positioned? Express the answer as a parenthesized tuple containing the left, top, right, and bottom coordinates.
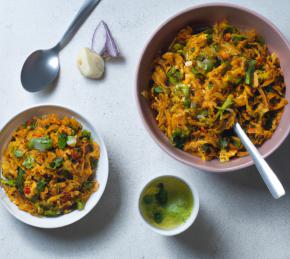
(206, 33, 213, 44)
(77, 200, 85, 211)
(58, 133, 67, 149)
(232, 138, 241, 148)
(223, 24, 236, 34)
(155, 183, 168, 206)
(30, 123, 36, 130)
(43, 210, 61, 217)
(216, 95, 233, 120)
(171, 43, 183, 52)
(219, 139, 228, 149)
(245, 60, 256, 85)
(191, 67, 205, 80)
(1, 178, 16, 187)
(14, 149, 23, 158)
(80, 130, 91, 140)
(256, 35, 265, 45)
(36, 180, 47, 193)
(184, 98, 191, 108)
(22, 156, 35, 169)
(202, 144, 211, 152)
(153, 86, 164, 94)
(143, 195, 154, 205)
(67, 136, 77, 147)
(208, 82, 214, 89)
(16, 167, 25, 194)
(29, 136, 53, 151)
(176, 83, 190, 97)
(153, 211, 163, 224)
(167, 67, 183, 85)
(49, 157, 64, 170)
(171, 128, 188, 149)
(83, 181, 94, 191)
(197, 110, 209, 120)
(90, 157, 98, 170)
(232, 34, 247, 44)
(58, 170, 73, 180)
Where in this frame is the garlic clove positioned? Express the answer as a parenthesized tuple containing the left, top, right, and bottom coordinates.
(77, 48, 104, 79)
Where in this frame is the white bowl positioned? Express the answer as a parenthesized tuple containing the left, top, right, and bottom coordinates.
(0, 104, 109, 228)
(138, 175, 199, 236)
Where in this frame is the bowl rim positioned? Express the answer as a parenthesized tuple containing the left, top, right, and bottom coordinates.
(0, 104, 109, 228)
(138, 174, 199, 236)
(135, 2, 290, 173)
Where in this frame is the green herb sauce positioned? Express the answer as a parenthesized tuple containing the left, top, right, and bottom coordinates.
(140, 177, 193, 230)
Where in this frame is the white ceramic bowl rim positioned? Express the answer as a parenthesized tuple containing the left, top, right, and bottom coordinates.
(0, 104, 109, 228)
(138, 174, 199, 236)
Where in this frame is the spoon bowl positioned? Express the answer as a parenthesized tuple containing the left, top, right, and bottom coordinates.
(20, 0, 101, 92)
(21, 48, 60, 92)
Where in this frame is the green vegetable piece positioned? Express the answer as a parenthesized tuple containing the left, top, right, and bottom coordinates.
(216, 95, 233, 120)
(49, 157, 64, 170)
(43, 210, 61, 217)
(67, 136, 77, 147)
(80, 130, 91, 139)
(171, 128, 188, 149)
(29, 136, 53, 151)
(143, 195, 154, 205)
(153, 86, 164, 94)
(30, 122, 36, 130)
(219, 139, 228, 149)
(171, 43, 183, 52)
(16, 167, 25, 194)
(77, 200, 85, 211)
(153, 211, 163, 224)
(83, 181, 94, 191)
(197, 110, 209, 120)
(58, 170, 73, 180)
(22, 156, 35, 169)
(232, 138, 241, 148)
(202, 144, 211, 152)
(197, 58, 216, 73)
(36, 180, 47, 193)
(155, 183, 168, 206)
(58, 133, 67, 149)
(14, 149, 23, 158)
(206, 33, 213, 44)
(90, 157, 98, 170)
(245, 60, 256, 85)
(167, 67, 183, 85)
(1, 178, 16, 187)
(191, 67, 205, 80)
(223, 24, 236, 34)
(184, 98, 191, 108)
(256, 35, 265, 45)
(231, 34, 247, 44)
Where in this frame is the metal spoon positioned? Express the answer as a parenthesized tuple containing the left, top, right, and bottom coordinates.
(21, 0, 101, 92)
(234, 122, 285, 199)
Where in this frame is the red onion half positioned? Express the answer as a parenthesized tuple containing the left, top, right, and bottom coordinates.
(91, 20, 120, 58)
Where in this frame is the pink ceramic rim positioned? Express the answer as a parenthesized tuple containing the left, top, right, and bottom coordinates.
(135, 3, 290, 173)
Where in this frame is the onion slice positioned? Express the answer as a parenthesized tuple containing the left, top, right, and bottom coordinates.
(91, 20, 120, 59)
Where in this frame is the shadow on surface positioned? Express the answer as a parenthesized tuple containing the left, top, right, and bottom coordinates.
(174, 208, 222, 258)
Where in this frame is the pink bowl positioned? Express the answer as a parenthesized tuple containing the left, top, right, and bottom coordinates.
(135, 3, 290, 173)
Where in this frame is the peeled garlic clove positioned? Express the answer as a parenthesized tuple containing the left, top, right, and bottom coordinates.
(76, 48, 104, 79)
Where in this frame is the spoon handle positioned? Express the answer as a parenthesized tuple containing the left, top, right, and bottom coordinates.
(56, 0, 101, 50)
(233, 122, 285, 199)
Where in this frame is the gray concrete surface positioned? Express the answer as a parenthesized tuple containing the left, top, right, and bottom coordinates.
(1, 0, 290, 258)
